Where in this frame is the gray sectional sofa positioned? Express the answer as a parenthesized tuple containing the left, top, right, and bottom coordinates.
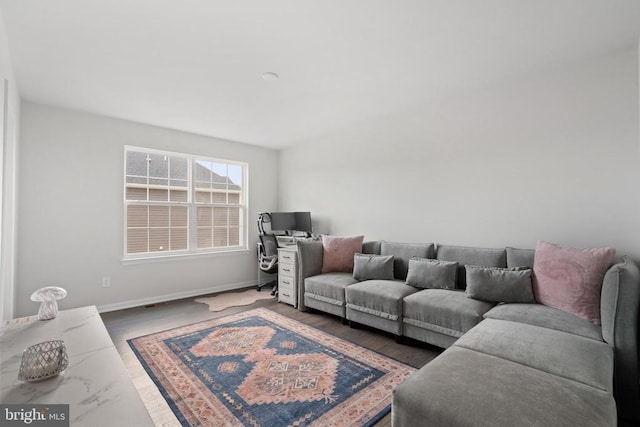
(295, 240, 640, 426)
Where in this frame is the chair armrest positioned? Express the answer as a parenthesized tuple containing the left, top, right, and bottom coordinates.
(259, 255, 277, 270)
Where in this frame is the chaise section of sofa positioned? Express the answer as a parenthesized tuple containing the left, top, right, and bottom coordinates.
(392, 335, 616, 427)
(392, 256, 640, 426)
(392, 317, 617, 427)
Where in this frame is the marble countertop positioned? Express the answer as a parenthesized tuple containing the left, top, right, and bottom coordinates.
(0, 306, 153, 426)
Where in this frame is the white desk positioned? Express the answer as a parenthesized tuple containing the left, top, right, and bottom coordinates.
(278, 246, 298, 307)
(0, 306, 153, 426)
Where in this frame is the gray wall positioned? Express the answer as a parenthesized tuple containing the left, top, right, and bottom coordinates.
(0, 7, 20, 321)
(11, 45, 640, 318)
(16, 103, 279, 317)
(279, 47, 640, 260)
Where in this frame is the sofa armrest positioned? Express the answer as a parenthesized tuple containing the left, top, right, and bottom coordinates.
(296, 240, 324, 310)
(601, 255, 640, 422)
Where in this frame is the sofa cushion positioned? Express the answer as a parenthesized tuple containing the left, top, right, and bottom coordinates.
(483, 303, 603, 341)
(304, 272, 358, 305)
(533, 240, 615, 324)
(405, 258, 457, 289)
(455, 319, 613, 392)
(506, 246, 535, 268)
(352, 253, 394, 281)
(403, 289, 495, 338)
(436, 245, 506, 289)
(345, 280, 419, 320)
(465, 265, 535, 303)
(362, 240, 381, 255)
(392, 346, 616, 427)
(380, 241, 435, 280)
(321, 235, 364, 273)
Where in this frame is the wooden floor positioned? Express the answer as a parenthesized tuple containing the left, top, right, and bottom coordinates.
(101, 288, 442, 427)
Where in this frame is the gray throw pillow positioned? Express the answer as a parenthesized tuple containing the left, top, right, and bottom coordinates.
(352, 253, 395, 281)
(465, 265, 535, 303)
(405, 257, 458, 289)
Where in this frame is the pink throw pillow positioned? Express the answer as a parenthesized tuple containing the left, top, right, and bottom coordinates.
(321, 235, 364, 273)
(533, 240, 615, 324)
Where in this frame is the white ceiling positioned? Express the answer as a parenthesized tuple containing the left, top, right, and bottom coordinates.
(2, 0, 640, 149)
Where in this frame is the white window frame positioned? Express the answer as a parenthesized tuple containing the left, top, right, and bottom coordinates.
(123, 146, 249, 261)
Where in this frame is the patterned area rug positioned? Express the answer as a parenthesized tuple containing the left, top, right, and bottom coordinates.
(194, 289, 276, 312)
(128, 308, 415, 426)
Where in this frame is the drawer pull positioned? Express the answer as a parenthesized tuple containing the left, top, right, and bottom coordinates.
(282, 293, 290, 297)
(282, 280, 291, 285)
(282, 268, 291, 273)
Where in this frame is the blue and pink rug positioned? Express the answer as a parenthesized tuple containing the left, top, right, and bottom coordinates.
(128, 308, 415, 426)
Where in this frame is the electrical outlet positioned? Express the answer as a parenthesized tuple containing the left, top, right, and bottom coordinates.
(102, 276, 111, 287)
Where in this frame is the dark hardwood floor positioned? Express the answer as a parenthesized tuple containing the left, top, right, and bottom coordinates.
(101, 288, 442, 427)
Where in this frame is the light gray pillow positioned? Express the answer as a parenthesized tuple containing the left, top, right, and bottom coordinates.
(405, 257, 458, 289)
(465, 265, 535, 303)
(352, 253, 395, 281)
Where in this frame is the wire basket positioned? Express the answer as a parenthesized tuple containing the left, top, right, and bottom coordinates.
(18, 340, 69, 382)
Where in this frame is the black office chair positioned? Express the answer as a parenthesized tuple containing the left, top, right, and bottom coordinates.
(257, 233, 278, 295)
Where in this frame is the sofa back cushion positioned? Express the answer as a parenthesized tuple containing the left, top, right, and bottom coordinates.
(362, 240, 382, 255)
(436, 245, 507, 289)
(380, 241, 435, 280)
(506, 247, 535, 269)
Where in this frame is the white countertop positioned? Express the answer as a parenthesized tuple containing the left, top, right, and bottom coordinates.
(0, 306, 153, 426)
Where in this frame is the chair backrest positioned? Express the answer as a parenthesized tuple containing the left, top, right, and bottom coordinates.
(260, 233, 279, 257)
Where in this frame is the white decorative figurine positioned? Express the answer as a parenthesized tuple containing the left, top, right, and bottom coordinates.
(31, 286, 68, 320)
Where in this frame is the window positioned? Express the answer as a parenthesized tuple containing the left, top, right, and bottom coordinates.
(124, 146, 247, 259)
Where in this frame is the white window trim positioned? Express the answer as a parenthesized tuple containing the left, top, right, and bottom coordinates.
(122, 145, 249, 261)
(121, 247, 252, 265)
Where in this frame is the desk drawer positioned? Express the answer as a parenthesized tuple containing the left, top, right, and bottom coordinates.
(279, 289, 295, 305)
(279, 250, 297, 265)
(279, 263, 295, 278)
(279, 275, 295, 289)
(278, 275, 296, 306)
(277, 248, 298, 308)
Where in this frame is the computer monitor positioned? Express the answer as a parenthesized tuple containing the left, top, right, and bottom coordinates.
(293, 212, 312, 234)
(270, 212, 296, 232)
(269, 211, 312, 235)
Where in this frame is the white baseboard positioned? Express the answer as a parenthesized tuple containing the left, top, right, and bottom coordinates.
(96, 280, 257, 313)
